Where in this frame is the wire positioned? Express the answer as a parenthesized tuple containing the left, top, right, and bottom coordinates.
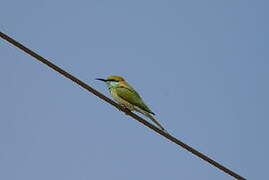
(0, 31, 246, 180)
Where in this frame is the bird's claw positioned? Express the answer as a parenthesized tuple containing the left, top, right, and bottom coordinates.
(116, 105, 131, 115)
(120, 105, 131, 115)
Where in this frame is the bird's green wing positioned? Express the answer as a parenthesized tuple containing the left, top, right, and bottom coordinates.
(115, 86, 155, 115)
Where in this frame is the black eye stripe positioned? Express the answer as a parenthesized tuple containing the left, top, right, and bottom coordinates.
(108, 80, 119, 82)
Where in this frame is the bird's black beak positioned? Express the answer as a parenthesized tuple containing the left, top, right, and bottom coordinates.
(96, 78, 107, 82)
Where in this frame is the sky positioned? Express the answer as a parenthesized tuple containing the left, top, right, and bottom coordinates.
(0, 0, 268, 179)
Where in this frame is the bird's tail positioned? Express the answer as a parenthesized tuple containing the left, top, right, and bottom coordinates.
(134, 107, 168, 133)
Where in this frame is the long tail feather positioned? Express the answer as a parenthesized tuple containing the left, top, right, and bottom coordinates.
(134, 107, 168, 133)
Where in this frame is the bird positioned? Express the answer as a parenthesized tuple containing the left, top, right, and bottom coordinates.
(96, 75, 167, 132)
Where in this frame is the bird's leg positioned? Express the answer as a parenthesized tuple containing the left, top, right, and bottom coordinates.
(119, 104, 131, 115)
(124, 108, 132, 115)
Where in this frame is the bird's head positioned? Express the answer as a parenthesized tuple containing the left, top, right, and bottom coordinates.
(96, 76, 125, 87)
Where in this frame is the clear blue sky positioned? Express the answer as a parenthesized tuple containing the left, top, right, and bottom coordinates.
(1, 0, 268, 179)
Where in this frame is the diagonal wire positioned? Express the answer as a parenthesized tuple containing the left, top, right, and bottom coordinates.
(0, 31, 246, 180)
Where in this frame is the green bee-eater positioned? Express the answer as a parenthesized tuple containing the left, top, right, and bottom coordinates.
(96, 76, 167, 132)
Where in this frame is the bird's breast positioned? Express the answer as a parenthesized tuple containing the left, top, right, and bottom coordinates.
(109, 88, 135, 110)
